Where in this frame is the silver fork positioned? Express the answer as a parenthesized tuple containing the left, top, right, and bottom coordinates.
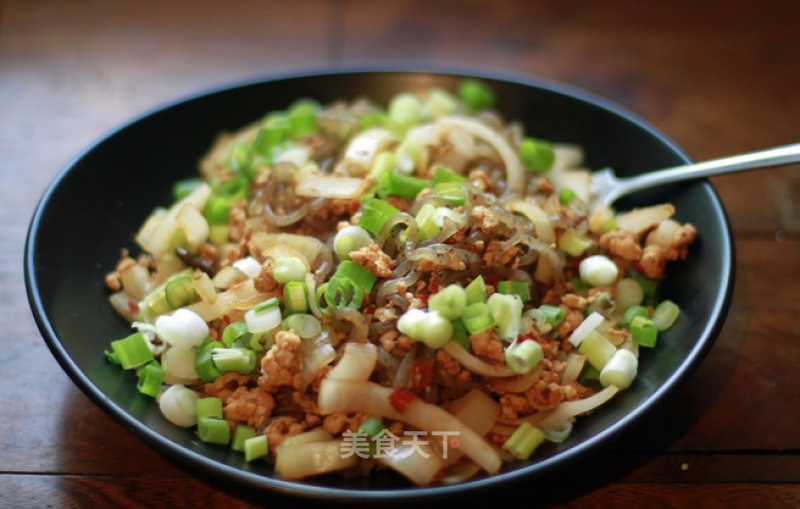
(590, 143, 800, 206)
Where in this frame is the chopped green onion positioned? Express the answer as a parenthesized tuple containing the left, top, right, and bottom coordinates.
(222, 320, 249, 347)
(253, 119, 289, 157)
(135, 361, 164, 398)
(630, 315, 658, 348)
(451, 319, 470, 351)
(253, 297, 280, 314)
(580, 363, 601, 384)
(110, 332, 154, 370)
(504, 422, 546, 460)
(244, 435, 269, 462)
(283, 281, 309, 315)
(599, 349, 638, 389)
(461, 302, 495, 334)
(388, 93, 422, 132)
(232, 425, 257, 452)
(465, 275, 487, 304)
(422, 88, 458, 119)
(322, 276, 366, 311)
(505, 340, 543, 375)
(198, 417, 230, 445)
(273, 257, 308, 283)
(497, 280, 531, 303)
(432, 165, 466, 184)
(194, 341, 224, 382)
(140, 268, 194, 319)
(225, 140, 252, 177)
(203, 194, 231, 225)
(569, 277, 592, 292)
(288, 102, 318, 138)
(334, 260, 379, 293)
(559, 188, 577, 206)
(414, 203, 441, 241)
(434, 182, 467, 205)
(394, 139, 424, 174)
(359, 111, 387, 130)
(538, 305, 566, 327)
(359, 198, 400, 237)
(370, 151, 397, 177)
(558, 229, 593, 257)
(164, 275, 196, 309)
(577, 330, 617, 370)
(519, 137, 555, 173)
(634, 273, 659, 298)
(380, 170, 431, 199)
(358, 415, 385, 438)
(208, 224, 229, 244)
(173, 178, 203, 201)
(458, 79, 495, 113)
(333, 225, 372, 261)
(652, 300, 680, 331)
(397, 309, 453, 349)
(488, 293, 523, 341)
(104, 349, 119, 365)
(196, 397, 223, 420)
(428, 284, 468, 321)
(283, 313, 322, 339)
(211, 347, 257, 374)
(621, 305, 649, 327)
(579, 254, 619, 287)
(615, 278, 645, 311)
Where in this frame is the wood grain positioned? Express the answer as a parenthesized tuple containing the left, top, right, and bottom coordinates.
(3, 0, 800, 507)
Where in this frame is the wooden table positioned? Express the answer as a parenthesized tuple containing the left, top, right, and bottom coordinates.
(3, 1, 800, 507)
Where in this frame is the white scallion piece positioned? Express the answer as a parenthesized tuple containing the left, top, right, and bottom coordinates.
(567, 311, 605, 347)
(155, 308, 209, 350)
(233, 256, 262, 279)
(158, 384, 198, 428)
(599, 348, 638, 389)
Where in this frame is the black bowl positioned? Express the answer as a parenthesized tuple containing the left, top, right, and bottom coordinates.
(25, 68, 734, 502)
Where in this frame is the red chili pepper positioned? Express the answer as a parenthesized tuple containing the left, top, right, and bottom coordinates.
(484, 273, 501, 286)
(410, 360, 434, 390)
(388, 388, 417, 413)
(349, 199, 361, 215)
(516, 331, 540, 344)
(427, 280, 439, 294)
(567, 256, 585, 270)
(127, 300, 140, 315)
(364, 304, 377, 315)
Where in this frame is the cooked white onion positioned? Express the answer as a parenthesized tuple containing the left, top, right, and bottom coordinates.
(192, 271, 217, 304)
(119, 263, 151, 301)
(275, 440, 358, 480)
(340, 128, 395, 175)
(560, 353, 586, 384)
(176, 204, 210, 252)
(281, 430, 334, 447)
(294, 173, 369, 199)
(299, 331, 337, 390)
(442, 341, 516, 378)
(137, 184, 211, 258)
(437, 116, 525, 194)
(616, 203, 675, 236)
(317, 378, 502, 474)
(447, 388, 498, 437)
(568, 311, 605, 347)
(188, 279, 275, 322)
(506, 199, 556, 244)
(249, 233, 324, 269)
(155, 309, 209, 350)
(375, 442, 444, 486)
(327, 343, 378, 381)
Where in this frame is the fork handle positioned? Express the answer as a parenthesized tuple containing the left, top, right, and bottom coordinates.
(619, 142, 800, 194)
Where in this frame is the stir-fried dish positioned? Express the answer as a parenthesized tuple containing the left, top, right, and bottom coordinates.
(104, 80, 697, 485)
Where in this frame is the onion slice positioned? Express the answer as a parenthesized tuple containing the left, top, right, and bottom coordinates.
(437, 116, 525, 195)
(318, 378, 502, 474)
(442, 341, 516, 378)
(294, 173, 370, 199)
(327, 343, 378, 381)
(567, 311, 605, 347)
(275, 440, 358, 480)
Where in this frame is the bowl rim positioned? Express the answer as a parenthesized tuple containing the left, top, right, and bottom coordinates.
(24, 64, 736, 501)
